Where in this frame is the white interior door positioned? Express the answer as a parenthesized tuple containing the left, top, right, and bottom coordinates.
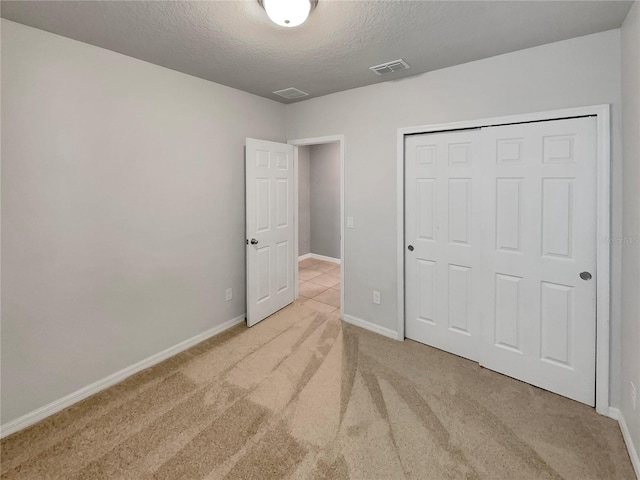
(405, 117, 597, 406)
(405, 130, 484, 361)
(246, 138, 295, 327)
(479, 117, 597, 405)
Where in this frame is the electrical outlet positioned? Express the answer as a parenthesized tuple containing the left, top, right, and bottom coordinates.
(225, 288, 233, 301)
(373, 291, 381, 305)
(347, 217, 354, 228)
(631, 382, 637, 410)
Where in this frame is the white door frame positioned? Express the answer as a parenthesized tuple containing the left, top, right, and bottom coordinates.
(396, 105, 611, 416)
(288, 135, 345, 319)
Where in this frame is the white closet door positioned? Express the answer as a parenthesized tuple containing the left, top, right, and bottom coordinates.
(405, 130, 484, 361)
(479, 117, 597, 405)
(405, 117, 598, 406)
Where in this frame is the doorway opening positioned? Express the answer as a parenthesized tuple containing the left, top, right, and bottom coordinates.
(290, 136, 345, 319)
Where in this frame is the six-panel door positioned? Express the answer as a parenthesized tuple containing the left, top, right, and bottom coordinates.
(246, 138, 295, 327)
(479, 118, 597, 405)
(405, 129, 483, 362)
(404, 117, 597, 405)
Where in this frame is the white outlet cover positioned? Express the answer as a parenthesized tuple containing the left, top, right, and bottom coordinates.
(347, 217, 354, 228)
(225, 288, 233, 301)
(373, 291, 381, 305)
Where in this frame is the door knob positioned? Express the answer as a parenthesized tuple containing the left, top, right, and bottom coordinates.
(250, 238, 259, 245)
(408, 245, 414, 251)
(580, 271, 592, 281)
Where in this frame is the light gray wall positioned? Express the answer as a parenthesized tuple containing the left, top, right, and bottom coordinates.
(285, 30, 624, 407)
(297, 146, 311, 256)
(620, 2, 640, 465)
(1, 20, 286, 425)
(310, 143, 341, 259)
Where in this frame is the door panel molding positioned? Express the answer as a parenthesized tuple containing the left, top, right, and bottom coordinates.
(397, 105, 611, 415)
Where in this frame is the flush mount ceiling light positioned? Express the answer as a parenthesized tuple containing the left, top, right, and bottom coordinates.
(258, 0, 318, 28)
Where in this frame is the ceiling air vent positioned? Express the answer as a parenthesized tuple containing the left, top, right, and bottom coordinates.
(369, 59, 410, 76)
(273, 87, 309, 100)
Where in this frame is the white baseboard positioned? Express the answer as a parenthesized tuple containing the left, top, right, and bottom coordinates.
(298, 253, 340, 265)
(0, 313, 246, 439)
(342, 314, 399, 340)
(609, 407, 640, 479)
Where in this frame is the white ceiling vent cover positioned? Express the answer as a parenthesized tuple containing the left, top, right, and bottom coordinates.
(273, 87, 309, 100)
(369, 59, 410, 75)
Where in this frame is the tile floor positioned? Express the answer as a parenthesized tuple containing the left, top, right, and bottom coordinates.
(296, 258, 341, 314)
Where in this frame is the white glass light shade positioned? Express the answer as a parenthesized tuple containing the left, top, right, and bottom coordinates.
(263, 0, 311, 27)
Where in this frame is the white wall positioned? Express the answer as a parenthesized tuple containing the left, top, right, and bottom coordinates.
(285, 30, 624, 406)
(309, 143, 341, 259)
(298, 146, 311, 256)
(620, 2, 640, 469)
(0, 20, 286, 425)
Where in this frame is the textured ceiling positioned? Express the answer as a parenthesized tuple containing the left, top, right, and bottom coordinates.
(1, 1, 633, 103)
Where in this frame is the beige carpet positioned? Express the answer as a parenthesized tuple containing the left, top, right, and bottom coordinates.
(1, 302, 635, 479)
